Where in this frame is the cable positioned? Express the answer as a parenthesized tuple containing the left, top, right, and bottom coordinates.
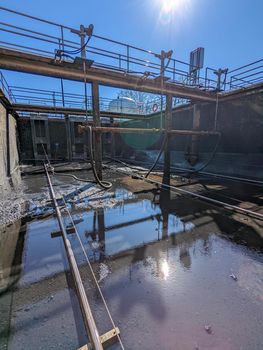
(104, 163, 263, 222)
(56, 35, 92, 57)
(81, 57, 112, 189)
(41, 144, 97, 183)
(104, 156, 147, 172)
(86, 125, 112, 189)
(144, 132, 168, 178)
(53, 172, 96, 183)
(189, 132, 221, 173)
(64, 35, 92, 55)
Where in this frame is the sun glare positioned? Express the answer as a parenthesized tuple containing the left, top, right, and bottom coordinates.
(161, 0, 181, 13)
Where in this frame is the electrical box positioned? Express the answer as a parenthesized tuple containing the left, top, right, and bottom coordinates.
(189, 47, 204, 74)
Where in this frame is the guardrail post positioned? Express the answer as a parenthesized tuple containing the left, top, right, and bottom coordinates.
(127, 45, 130, 72)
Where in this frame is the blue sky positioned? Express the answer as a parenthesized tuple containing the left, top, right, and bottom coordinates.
(0, 0, 262, 100)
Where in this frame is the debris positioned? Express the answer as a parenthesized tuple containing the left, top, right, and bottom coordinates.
(204, 325, 212, 334)
(98, 263, 111, 282)
(48, 295, 54, 302)
(230, 273, 238, 281)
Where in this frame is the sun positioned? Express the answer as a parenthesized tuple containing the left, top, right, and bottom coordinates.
(161, 0, 181, 13)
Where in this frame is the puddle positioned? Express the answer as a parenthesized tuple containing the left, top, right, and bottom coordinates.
(1, 171, 263, 350)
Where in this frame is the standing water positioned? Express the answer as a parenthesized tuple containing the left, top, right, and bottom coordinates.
(0, 171, 263, 350)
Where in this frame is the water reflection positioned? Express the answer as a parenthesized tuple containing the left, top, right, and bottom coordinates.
(79, 189, 194, 262)
(160, 259, 169, 280)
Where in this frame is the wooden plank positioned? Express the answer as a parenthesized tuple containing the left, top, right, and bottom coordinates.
(100, 327, 120, 347)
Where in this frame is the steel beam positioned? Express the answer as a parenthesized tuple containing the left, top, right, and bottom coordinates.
(0, 48, 217, 102)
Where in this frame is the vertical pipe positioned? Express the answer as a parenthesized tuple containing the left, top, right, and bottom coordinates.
(61, 79, 65, 107)
(110, 117, 115, 158)
(162, 94, 172, 188)
(92, 82, 102, 180)
(65, 114, 72, 161)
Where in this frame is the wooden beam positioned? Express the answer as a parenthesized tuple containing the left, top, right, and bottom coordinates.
(0, 47, 217, 102)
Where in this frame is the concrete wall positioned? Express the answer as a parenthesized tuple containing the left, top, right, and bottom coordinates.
(0, 102, 20, 190)
(17, 91, 263, 180)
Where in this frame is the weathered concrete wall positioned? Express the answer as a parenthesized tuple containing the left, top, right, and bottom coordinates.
(0, 103, 8, 187)
(0, 102, 20, 189)
(17, 91, 263, 180)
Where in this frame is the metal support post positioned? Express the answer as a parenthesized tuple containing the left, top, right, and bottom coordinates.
(65, 114, 72, 161)
(110, 117, 115, 158)
(70, 24, 94, 59)
(162, 94, 172, 187)
(30, 117, 38, 164)
(92, 82, 102, 180)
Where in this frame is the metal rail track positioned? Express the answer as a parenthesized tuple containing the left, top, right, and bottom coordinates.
(44, 163, 124, 350)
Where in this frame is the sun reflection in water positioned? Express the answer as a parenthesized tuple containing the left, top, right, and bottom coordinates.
(161, 260, 169, 280)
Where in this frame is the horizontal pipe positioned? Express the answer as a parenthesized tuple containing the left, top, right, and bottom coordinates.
(82, 126, 220, 136)
(44, 163, 103, 350)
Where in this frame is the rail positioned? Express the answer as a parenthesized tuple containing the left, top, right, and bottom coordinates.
(0, 6, 262, 100)
(44, 163, 104, 350)
(2, 83, 190, 115)
(0, 6, 220, 89)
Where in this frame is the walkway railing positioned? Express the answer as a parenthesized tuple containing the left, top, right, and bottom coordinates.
(6, 84, 190, 115)
(0, 6, 262, 95)
(0, 6, 219, 89)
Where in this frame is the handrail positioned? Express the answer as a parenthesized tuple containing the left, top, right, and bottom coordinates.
(1, 6, 263, 91)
